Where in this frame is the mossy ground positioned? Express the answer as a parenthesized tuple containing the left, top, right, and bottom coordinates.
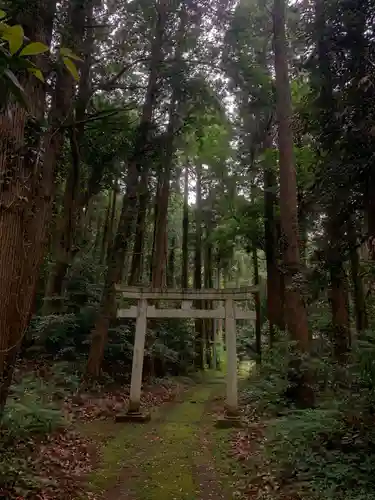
(80, 371, 245, 500)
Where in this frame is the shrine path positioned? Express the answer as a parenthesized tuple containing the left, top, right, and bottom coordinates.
(83, 373, 244, 500)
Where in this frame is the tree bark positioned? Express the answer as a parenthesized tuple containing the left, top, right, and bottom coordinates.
(348, 218, 368, 333)
(42, 0, 93, 315)
(251, 180, 261, 363)
(264, 134, 285, 342)
(252, 246, 262, 364)
(106, 181, 119, 263)
(43, 159, 80, 314)
(326, 212, 351, 358)
(330, 262, 350, 357)
(100, 186, 116, 265)
(167, 234, 176, 287)
(151, 4, 187, 288)
(149, 177, 161, 283)
(129, 172, 149, 285)
(273, 0, 313, 406)
(0, 0, 57, 411)
(204, 209, 214, 367)
(151, 168, 170, 288)
(86, 0, 166, 377)
(194, 162, 204, 369)
(181, 165, 189, 288)
(366, 172, 375, 260)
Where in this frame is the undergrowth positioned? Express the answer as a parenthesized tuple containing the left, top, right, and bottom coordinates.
(0, 369, 69, 497)
(241, 331, 375, 500)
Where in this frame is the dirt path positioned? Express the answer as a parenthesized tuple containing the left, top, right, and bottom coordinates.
(83, 374, 240, 500)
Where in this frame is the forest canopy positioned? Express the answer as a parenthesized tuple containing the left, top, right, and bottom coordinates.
(1, 0, 375, 499)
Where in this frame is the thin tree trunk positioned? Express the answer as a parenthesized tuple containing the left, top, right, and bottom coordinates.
(94, 210, 103, 255)
(327, 212, 351, 357)
(181, 165, 189, 288)
(86, 0, 166, 377)
(167, 234, 176, 287)
(194, 162, 204, 369)
(204, 211, 214, 367)
(151, 172, 170, 288)
(151, 4, 187, 288)
(129, 172, 149, 285)
(100, 187, 116, 265)
(348, 218, 368, 333)
(366, 172, 375, 260)
(106, 181, 119, 261)
(251, 179, 261, 363)
(299, 207, 308, 265)
(43, 159, 80, 315)
(330, 263, 350, 357)
(86, 161, 140, 376)
(252, 246, 262, 364)
(273, 0, 313, 406)
(264, 133, 285, 342)
(42, 0, 93, 314)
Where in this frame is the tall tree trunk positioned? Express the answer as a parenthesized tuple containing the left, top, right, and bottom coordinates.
(94, 210, 103, 255)
(366, 173, 375, 260)
(181, 165, 189, 288)
(149, 177, 161, 283)
(204, 210, 214, 367)
(151, 170, 170, 288)
(263, 133, 285, 342)
(167, 234, 176, 287)
(0, 0, 57, 411)
(313, 0, 351, 354)
(100, 185, 116, 265)
(330, 263, 350, 357)
(298, 203, 308, 265)
(348, 218, 368, 333)
(252, 246, 262, 364)
(327, 214, 351, 358)
(106, 181, 119, 263)
(273, 0, 313, 406)
(42, 0, 93, 315)
(250, 182, 262, 363)
(151, 4, 187, 288)
(194, 162, 204, 369)
(43, 159, 80, 315)
(86, 0, 166, 377)
(129, 172, 149, 285)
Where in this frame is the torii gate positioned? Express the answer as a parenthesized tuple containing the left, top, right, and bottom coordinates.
(114, 286, 258, 425)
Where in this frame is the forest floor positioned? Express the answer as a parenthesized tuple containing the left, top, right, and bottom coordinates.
(80, 372, 246, 500)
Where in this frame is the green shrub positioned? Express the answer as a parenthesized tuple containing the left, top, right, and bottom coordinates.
(244, 331, 375, 500)
(266, 404, 375, 500)
(1, 374, 66, 442)
(241, 335, 305, 413)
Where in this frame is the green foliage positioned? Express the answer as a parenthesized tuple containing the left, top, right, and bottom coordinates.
(29, 251, 196, 380)
(0, 450, 43, 498)
(241, 336, 293, 412)
(0, 368, 74, 497)
(152, 319, 195, 373)
(1, 374, 66, 441)
(0, 11, 82, 107)
(243, 333, 375, 500)
(104, 318, 195, 379)
(0, 19, 47, 106)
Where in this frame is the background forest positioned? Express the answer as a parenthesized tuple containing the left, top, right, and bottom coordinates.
(1, 0, 375, 498)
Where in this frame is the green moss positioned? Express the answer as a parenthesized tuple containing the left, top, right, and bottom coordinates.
(133, 386, 213, 499)
(80, 371, 243, 499)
